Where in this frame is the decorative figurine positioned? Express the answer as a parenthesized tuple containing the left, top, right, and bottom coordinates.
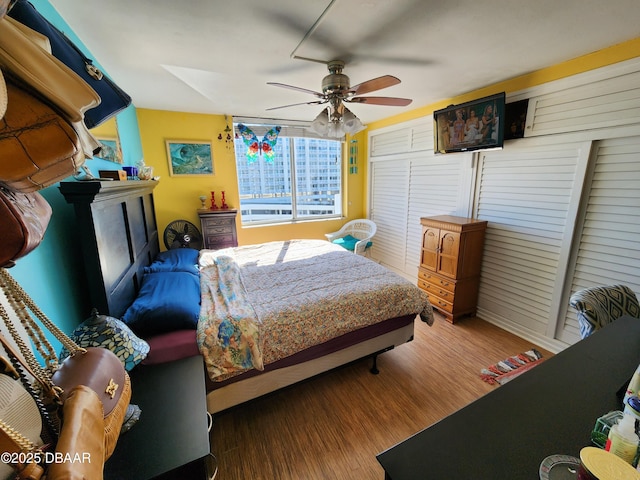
(199, 195, 207, 209)
(136, 159, 154, 180)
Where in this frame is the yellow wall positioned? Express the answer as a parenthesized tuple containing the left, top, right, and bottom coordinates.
(136, 110, 368, 247)
(91, 117, 118, 138)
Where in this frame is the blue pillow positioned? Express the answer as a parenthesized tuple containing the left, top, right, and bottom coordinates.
(332, 234, 372, 251)
(122, 271, 201, 337)
(144, 248, 199, 274)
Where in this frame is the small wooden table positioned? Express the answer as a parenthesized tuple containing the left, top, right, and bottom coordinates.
(377, 316, 640, 479)
(197, 209, 238, 250)
(105, 356, 211, 479)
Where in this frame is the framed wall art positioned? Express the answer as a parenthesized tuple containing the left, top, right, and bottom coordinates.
(96, 136, 123, 164)
(166, 140, 214, 176)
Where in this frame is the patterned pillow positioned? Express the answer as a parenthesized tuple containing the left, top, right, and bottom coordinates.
(570, 284, 640, 338)
(62, 309, 150, 371)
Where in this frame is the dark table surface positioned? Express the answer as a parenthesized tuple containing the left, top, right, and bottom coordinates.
(377, 316, 640, 479)
(104, 355, 210, 480)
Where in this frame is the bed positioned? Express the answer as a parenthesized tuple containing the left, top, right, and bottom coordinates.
(59, 180, 434, 413)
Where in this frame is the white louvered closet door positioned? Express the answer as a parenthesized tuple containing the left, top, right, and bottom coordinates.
(557, 136, 640, 343)
(369, 153, 468, 279)
(474, 141, 587, 339)
(404, 155, 468, 277)
(368, 120, 471, 280)
(369, 160, 410, 273)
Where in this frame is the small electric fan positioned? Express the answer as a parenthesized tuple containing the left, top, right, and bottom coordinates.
(163, 220, 203, 250)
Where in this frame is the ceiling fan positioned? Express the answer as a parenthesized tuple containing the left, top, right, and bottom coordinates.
(266, 60, 412, 136)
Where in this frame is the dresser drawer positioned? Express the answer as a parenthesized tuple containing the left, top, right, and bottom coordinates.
(418, 279, 455, 303)
(203, 223, 233, 235)
(202, 217, 234, 229)
(205, 233, 235, 245)
(418, 269, 455, 293)
(423, 291, 454, 314)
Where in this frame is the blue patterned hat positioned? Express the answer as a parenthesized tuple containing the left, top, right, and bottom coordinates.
(61, 309, 150, 371)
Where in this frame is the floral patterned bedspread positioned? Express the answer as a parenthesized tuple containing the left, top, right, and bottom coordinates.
(197, 239, 434, 381)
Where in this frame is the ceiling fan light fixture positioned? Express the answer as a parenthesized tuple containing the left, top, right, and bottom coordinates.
(327, 121, 342, 138)
(268, 60, 412, 137)
(342, 107, 365, 134)
(310, 107, 330, 134)
(309, 105, 365, 138)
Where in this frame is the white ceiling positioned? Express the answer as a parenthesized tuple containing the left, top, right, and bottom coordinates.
(49, 0, 640, 125)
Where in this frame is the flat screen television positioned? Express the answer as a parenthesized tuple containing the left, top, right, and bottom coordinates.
(433, 92, 505, 154)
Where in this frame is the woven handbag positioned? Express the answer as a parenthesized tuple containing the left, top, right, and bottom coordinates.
(0, 356, 45, 480)
(0, 268, 131, 460)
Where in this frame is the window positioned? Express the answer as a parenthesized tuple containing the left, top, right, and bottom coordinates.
(234, 125, 342, 224)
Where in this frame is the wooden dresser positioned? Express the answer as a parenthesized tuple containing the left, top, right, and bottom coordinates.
(418, 215, 487, 323)
(197, 209, 238, 250)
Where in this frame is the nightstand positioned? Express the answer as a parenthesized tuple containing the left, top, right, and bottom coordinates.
(197, 209, 238, 249)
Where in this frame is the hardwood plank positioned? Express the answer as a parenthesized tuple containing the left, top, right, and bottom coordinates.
(209, 313, 553, 479)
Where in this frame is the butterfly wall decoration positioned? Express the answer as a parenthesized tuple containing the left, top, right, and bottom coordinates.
(237, 124, 282, 163)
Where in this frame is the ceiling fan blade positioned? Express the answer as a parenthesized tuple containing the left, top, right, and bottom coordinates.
(347, 96, 413, 107)
(349, 75, 401, 96)
(266, 100, 326, 111)
(267, 82, 324, 98)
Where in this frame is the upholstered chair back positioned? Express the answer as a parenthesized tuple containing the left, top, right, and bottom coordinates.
(570, 284, 640, 338)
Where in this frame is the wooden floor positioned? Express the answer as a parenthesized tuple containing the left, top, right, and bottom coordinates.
(209, 313, 553, 480)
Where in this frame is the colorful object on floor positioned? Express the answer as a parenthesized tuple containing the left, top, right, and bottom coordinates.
(237, 124, 281, 163)
(480, 349, 544, 385)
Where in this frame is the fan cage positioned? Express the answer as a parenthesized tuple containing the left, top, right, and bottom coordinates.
(163, 220, 203, 250)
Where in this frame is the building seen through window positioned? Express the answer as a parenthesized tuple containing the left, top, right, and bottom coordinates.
(234, 133, 342, 224)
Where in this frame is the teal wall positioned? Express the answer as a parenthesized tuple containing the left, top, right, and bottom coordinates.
(7, 1, 143, 349)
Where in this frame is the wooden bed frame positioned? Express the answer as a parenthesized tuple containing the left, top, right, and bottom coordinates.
(59, 180, 417, 413)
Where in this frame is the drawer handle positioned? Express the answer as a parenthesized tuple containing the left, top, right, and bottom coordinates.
(438, 301, 448, 307)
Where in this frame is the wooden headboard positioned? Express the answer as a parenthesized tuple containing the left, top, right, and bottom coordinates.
(59, 180, 160, 318)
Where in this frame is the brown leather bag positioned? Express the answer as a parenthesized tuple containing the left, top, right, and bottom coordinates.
(51, 347, 131, 459)
(46, 385, 106, 480)
(0, 383, 107, 480)
(0, 185, 52, 268)
(0, 77, 84, 193)
(0, 15, 101, 158)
